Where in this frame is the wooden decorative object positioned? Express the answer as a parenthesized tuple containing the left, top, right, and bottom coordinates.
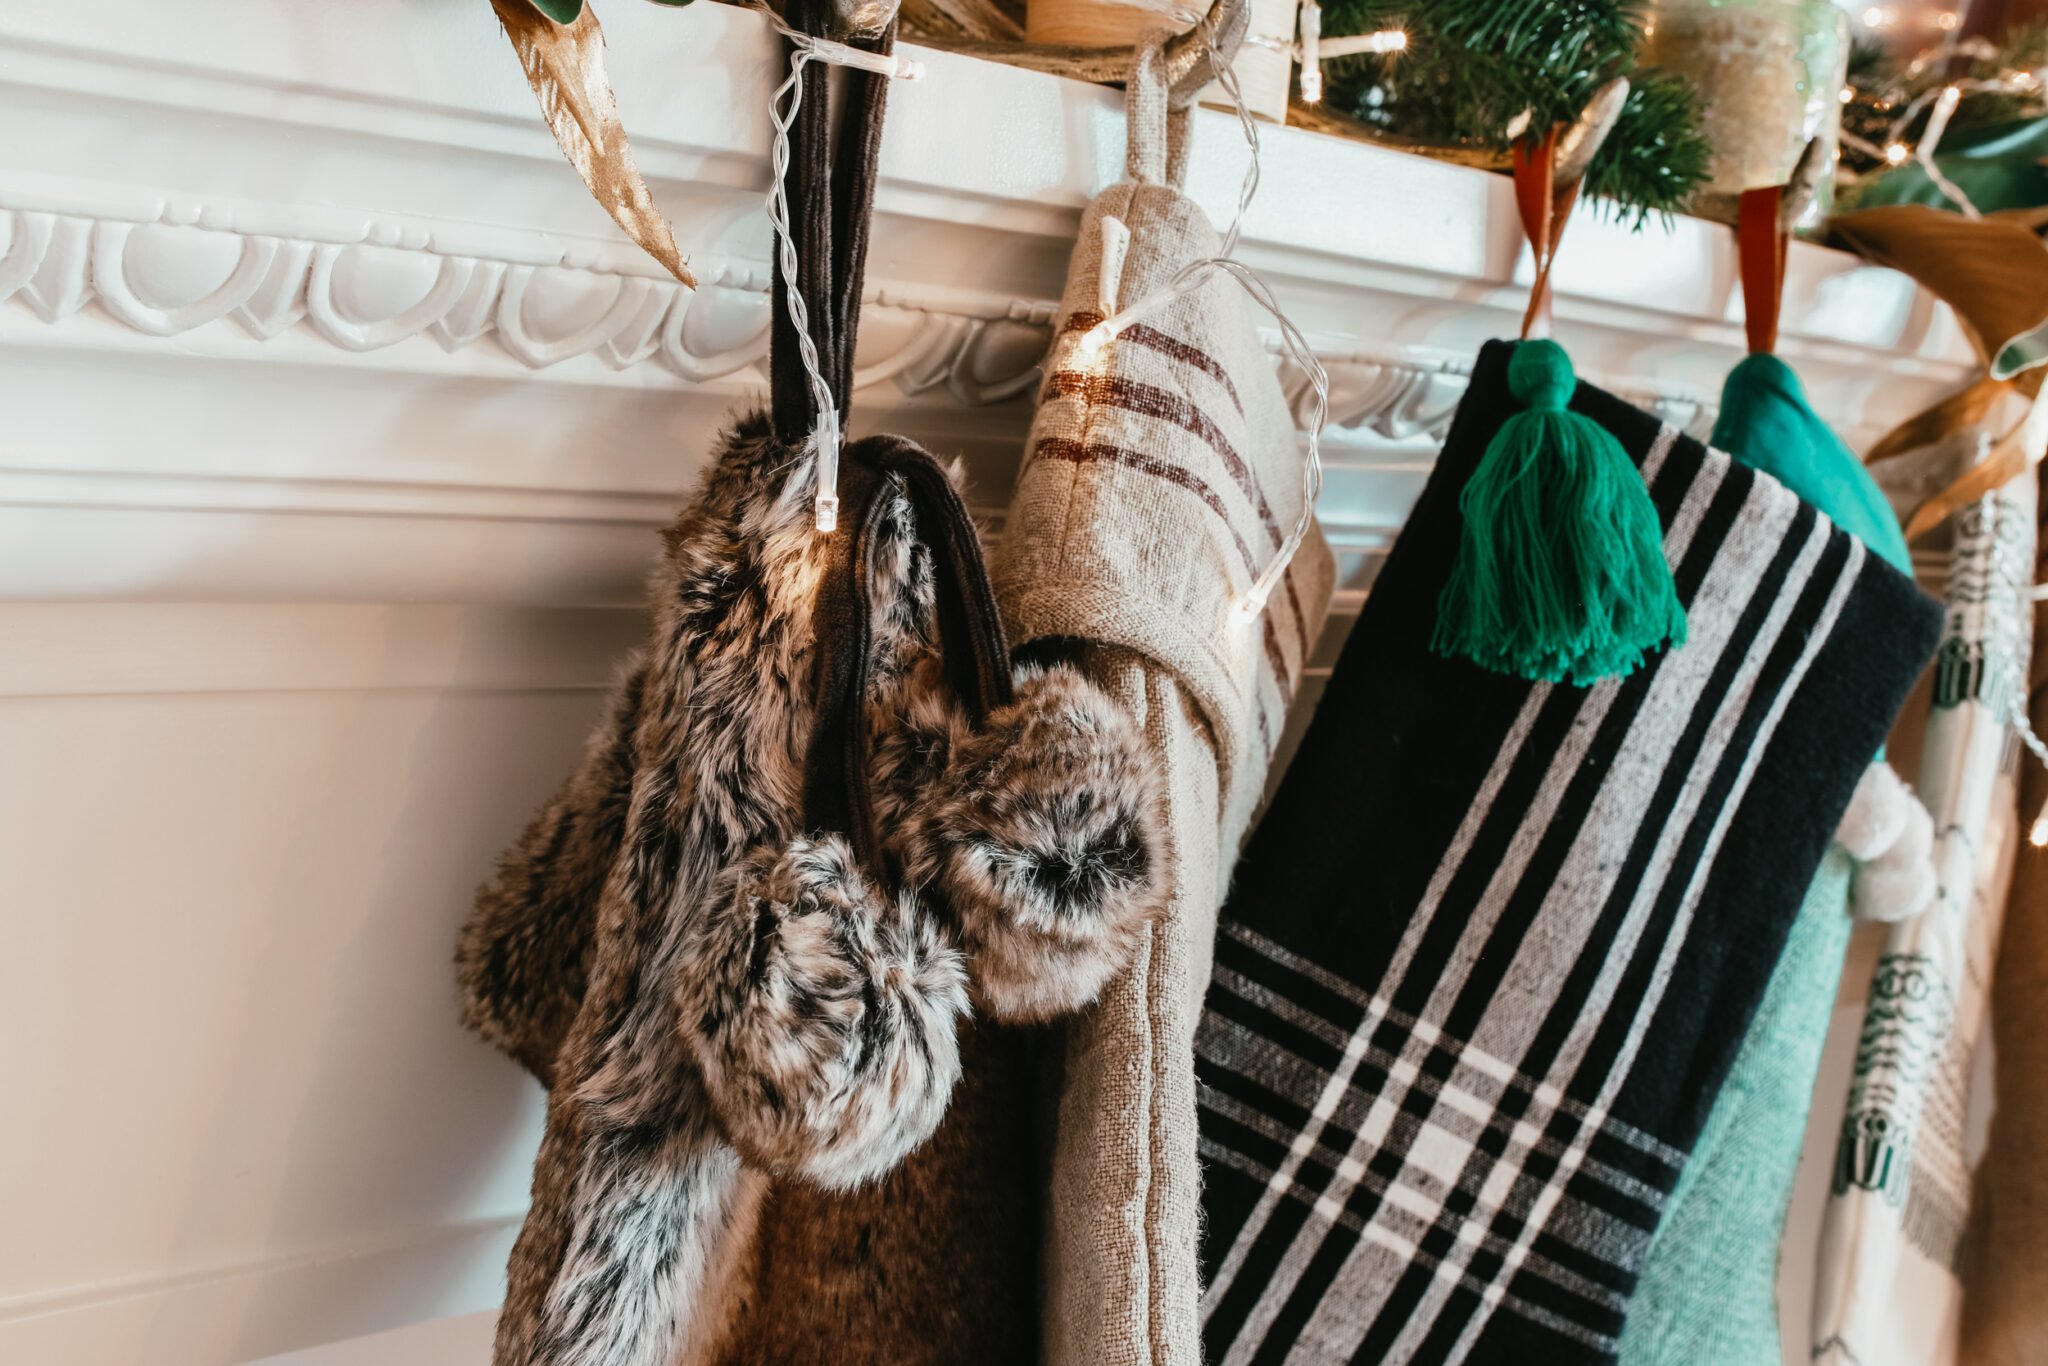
(1023, 0, 1300, 121)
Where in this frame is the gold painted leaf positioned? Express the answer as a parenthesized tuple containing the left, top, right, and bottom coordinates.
(490, 0, 695, 288)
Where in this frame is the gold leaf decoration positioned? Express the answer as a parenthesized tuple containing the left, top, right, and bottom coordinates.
(490, 0, 695, 288)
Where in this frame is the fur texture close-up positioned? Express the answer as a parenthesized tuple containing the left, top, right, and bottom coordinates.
(489, 411, 850, 1366)
(456, 652, 647, 1088)
(890, 664, 1170, 1022)
(681, 836, 968, 1190)
(454, 409, 1169, 1366)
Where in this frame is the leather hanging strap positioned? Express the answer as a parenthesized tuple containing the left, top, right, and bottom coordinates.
(1512, 128, 1579, 341)
(1738, 184, 1789, 356)
(805, 452, 890, 865)
(828, 34, 893, 406)
(872, 436, 1016, 725)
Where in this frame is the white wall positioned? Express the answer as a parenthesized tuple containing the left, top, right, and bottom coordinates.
(0, 2, 1975, 1361)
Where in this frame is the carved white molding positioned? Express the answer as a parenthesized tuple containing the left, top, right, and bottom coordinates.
(0, 205, 1053, 400)
(3, 201, 1724, 447)
(0, 0, 1980, 613)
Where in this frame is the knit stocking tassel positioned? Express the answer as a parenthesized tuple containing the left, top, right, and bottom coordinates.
(1433, 339, 1686, 685)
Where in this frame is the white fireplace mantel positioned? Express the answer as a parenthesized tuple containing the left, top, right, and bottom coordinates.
(0, 0, 1974, 610)
(0, 3, 1976, 1364)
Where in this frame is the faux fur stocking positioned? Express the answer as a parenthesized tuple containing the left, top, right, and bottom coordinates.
(459, 417, 1167, 1366)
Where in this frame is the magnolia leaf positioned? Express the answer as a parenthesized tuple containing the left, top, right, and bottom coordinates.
(489, 0, 695, 288)
(1832, 205, 2048, 387)
(526, 0, 585, 21)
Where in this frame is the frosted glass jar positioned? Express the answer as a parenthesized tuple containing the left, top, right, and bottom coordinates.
(1644, 0, 1850, 215)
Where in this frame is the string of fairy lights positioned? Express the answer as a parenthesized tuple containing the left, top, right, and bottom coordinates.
(1292, 2, 1404, 107)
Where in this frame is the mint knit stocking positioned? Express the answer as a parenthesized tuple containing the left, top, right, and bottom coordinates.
(1616, 849, 1854, 1364)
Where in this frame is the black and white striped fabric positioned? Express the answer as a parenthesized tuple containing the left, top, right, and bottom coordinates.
(1197, 340, 1941, 1366)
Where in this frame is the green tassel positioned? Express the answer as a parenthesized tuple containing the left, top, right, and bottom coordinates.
(1433, 339, 1687, 686)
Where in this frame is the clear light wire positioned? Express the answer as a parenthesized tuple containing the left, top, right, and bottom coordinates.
(1916, 85, 1981, 218)
(1080, 0, 1324, 626)
(1214, 258, 1328, 621)
(764, 48, 841, 530)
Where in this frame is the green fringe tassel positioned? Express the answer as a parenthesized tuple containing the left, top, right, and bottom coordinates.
(1433, 339, 1687, 686)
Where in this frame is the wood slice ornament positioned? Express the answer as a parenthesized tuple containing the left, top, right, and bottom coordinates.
(1024, 0, 1299, 122)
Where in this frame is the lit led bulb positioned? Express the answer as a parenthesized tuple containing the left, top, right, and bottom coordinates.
(2031, 795, 2048, 849)
(1884, 141, 1911, 165)
(1298, 0, 1322, 104)
(1317, 27, 1406, 58)
(811, 407, 842, 533)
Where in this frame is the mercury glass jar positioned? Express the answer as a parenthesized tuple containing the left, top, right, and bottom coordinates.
(1644, 0, 1851, 222)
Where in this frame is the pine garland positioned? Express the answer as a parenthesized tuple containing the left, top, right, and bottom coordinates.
(1318, 0, 1709, 225)
(1585, 68, 1712, 229)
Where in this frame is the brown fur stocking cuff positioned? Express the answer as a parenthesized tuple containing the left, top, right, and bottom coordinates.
(902, 664, 1169, 1022)
(678, 836, 969, 1191)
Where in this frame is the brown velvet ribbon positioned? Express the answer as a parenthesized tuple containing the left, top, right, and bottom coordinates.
(1511, 128, 1579, 341)
(1831, 205, 2048, 540)
(770, 0, 896, 441)
(1863, 376, 2040, 543)
(775, 2, 1013, 871)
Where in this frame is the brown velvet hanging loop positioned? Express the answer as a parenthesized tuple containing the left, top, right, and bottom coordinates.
(808, 436, 1017, 872)
(1738, 183, 1789, 356)
(768, 0, 899, 440)
(763, 12, 1015, 874)
(1512, 128, 1579, 341)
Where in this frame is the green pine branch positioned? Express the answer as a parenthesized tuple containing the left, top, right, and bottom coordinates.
(1584, 68, 1712, 229)
(1318, 0, 1707, 225)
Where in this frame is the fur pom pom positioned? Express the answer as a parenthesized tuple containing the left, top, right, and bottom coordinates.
(901, 664, 1168, 1022)
(1852, 789, 1937, 923)
(1835, 762, 1938, 922)
(1835, 762, 1912, 863)
(679, 837, 968, 1190)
